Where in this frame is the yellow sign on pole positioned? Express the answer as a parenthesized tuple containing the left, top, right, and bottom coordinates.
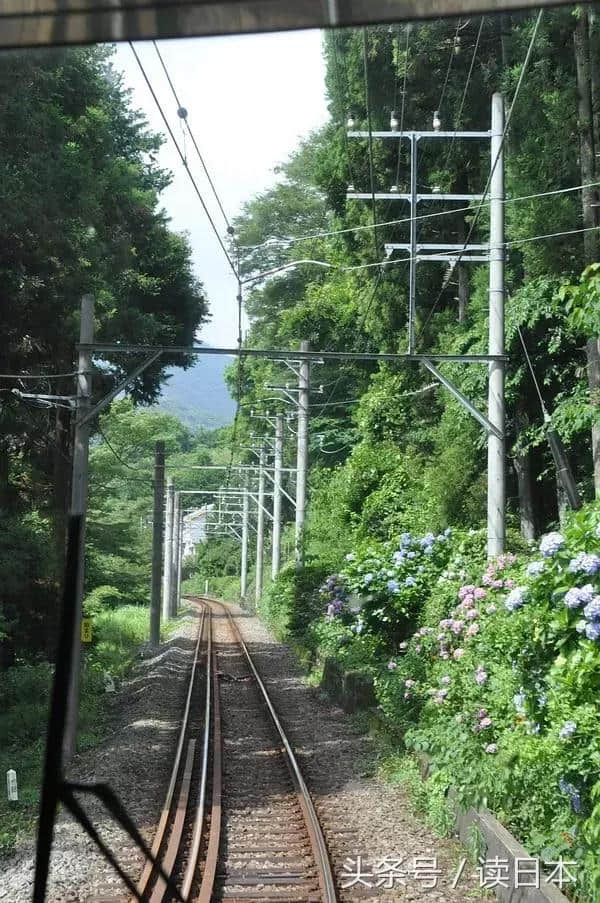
(81, 618, 93, 643)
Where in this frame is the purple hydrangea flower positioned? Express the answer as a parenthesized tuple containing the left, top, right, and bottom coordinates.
(564, 585, 596, 609)
(400, 532, 412, 547)
(526, 560, 545, 577)
(466, 608, 479, 620)
(505, 586, 527, 611)
(583, 596, 600, 621)
(387, 660, 397, 671)
(559, 721, 577, 740)
(475, 666, 488, 685)
(539, 532, 565, 558)
(480, 716, 492, 728)
(420, 532, 435, 548)
(569, 553, 600, 576)
(584, 620, 600, 641)
(474, 587, 487, 600)
(558, 778, 582, 814)
(392, 550, 405, 564)
(453, 648, 465, 660)
(451, 619, 464, 635)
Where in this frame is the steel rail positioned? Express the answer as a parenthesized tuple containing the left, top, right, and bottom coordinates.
(134, 605, 207, 900)
(192, 596, 338, 903)
(181, 606, 213, 900)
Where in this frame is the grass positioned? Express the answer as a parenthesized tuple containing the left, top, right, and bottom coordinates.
(0, 603, 169, 856)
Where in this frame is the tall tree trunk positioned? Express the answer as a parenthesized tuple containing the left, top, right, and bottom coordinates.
(574, 8, 600, 495)
(458, 264, 469, 323)
(513, 412, 536, 541)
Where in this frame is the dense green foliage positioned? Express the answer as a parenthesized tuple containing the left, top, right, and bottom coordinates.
(238, 11, 600, 898)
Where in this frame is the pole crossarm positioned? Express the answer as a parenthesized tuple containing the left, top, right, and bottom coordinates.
(347, 192, 484, 202)
(77, 343, 506, 364)
(421, 359, 503, 441)
(262, 467, 296, 508)
(348, 130, 492, 140)
(247, 491, 274, 521)
(77, 351, 162, 428)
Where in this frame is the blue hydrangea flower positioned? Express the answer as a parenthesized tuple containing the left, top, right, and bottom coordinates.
(444, 527, 452, 537)
(539, 532, 565, 558)
(387, 579, 400, 593)
(363, 573, 373, 585)
(345, 552, 356, 561)
(564, 584, 596, 609)
(568, 552, 600, 576)
(400, 532, 412, 547)
(584, 620, 600, 641)
(420, 532, 435, 548)
(404, 576, 416, 587)
(596, 522, 600, 538)
(513, 692, 526, 713)
(559, 721, 577, 740)
(392, 549, 405, 564)
(505, 586, 527, 611)
(576, 619, 587, 634)
(583, 596, 600, 621)
(558, 778, 583, 813)
(407, 551, 416, 560)
(526, 560, 545, 577)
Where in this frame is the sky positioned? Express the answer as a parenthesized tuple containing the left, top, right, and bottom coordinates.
(111, 30, 329, 346)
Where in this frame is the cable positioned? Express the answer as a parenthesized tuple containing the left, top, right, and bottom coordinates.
(393, 25, 410, 192)
(416, 9, 544, 344)
(242, 180, 599, 252)
(129, 41, 238, 279)
(516, 326, 548, 418)
(152, 41, 232, 235)
(96, 426, 151, 473)
(438, 20, 462, 115)
(443, 17, 485, 170)
(362, 28, 379, 257)
(0, 370, 80, 380)
(330, 29, 359, 191)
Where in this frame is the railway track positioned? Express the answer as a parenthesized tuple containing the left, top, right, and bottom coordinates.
(104, 596, 338, 903)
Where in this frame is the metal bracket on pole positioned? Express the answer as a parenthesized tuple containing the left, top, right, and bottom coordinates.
(421, 358, 503, 441)
(262, 467, 296, 508)
(76, 350, 163, 428)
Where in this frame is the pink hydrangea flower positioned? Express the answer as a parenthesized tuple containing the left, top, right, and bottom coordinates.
(474, 587, 487, 600)
(475, 666, 488, 685)
(480, 716, 492, 728)
(387, 661, 397, 671)
(466, 609, 479, 620)
(492, 579, 503, 589)
(453, 648, 465, 660)
(403, 691, 411, 700)
(415, 644, 422, 653)
(405, 679, 415, 688)
(485, 743, 498, 754)
(467, 623, 479, 636)
(441, 676, 451, 685)
(451, 620, 465, 635)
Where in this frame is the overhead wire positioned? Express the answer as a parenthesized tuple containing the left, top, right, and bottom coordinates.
(362, 28, 380, 257)
(438, 20, 462, 115)
(152, 41, 233, 235)
(129, 41, 239, 280)
(241, 180, 600, 252)
(416, 8, 544, 345)
(443, 17, 485, 170)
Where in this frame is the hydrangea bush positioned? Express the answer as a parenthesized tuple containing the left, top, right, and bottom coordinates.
(313, 504, 600, 899)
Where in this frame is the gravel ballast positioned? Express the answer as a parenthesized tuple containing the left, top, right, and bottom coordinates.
(1, 602, 485, 902)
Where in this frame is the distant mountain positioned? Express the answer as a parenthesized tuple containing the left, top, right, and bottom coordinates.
(155, 354, 236, 430)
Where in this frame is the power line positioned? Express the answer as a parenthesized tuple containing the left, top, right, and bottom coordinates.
(242, 179, 598, 252)
(129, 41, 239, 279)
(438, 19, 462, 114)
(416, 8, 544, 344)
(443, 17, 485, 170)
(152, 41, 233, 235)
(362, 28, 379, 257)
(0, 370, 80, 380)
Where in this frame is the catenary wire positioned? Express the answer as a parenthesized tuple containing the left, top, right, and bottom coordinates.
(438, 19, 462, 114)
(152, 41, 232, 234)
(129, 41, 238, 279)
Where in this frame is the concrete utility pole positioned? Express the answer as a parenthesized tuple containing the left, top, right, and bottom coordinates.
(408, 133, 418, 353)
(171, 491, 181, 616)
(162, 477, 175, 620)
(241, 486, 249, 598)
(295, 340, 310, 569)
(487, 92, 506, 557)
(176, 503, 184, 607)
(150, 441, 165, 646)
(64, 294, 94, 762)
(271, 413, 283, 580)
(255, 448, 266, 602)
